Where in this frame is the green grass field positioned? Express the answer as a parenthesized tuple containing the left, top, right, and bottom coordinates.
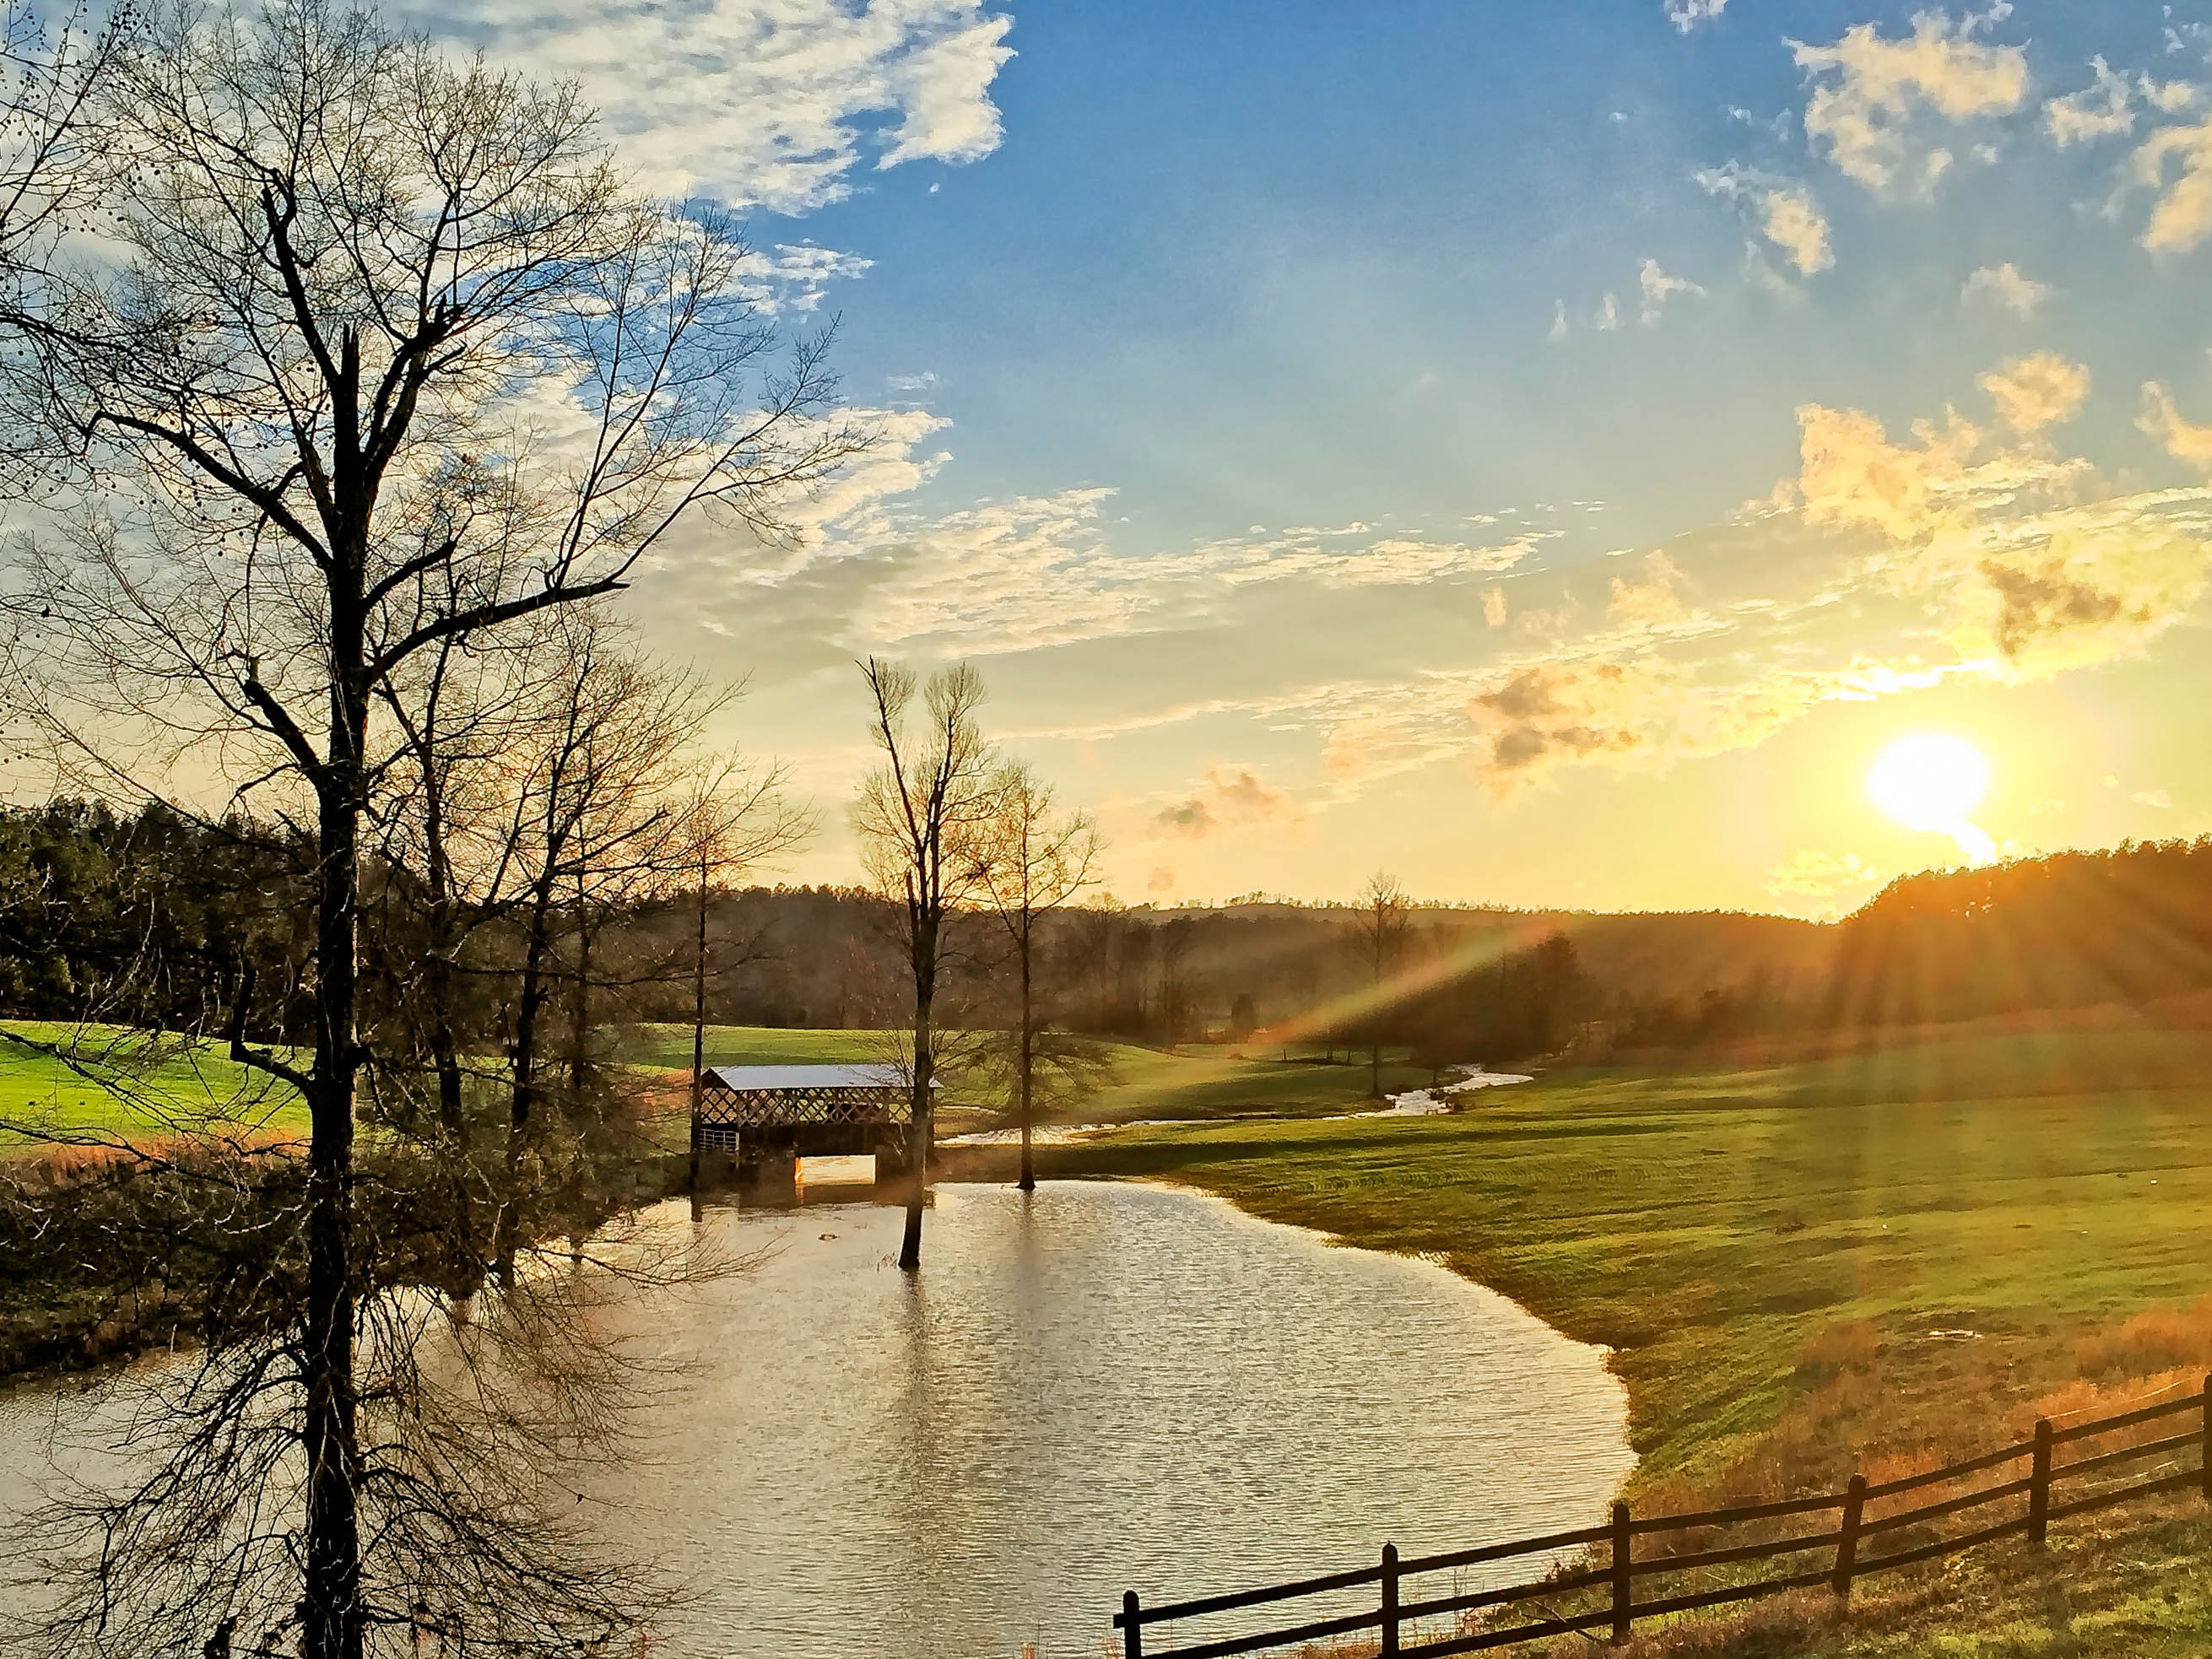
(617, 1024, 1437, 1123)
(1079, 1044, 1439, 1121)
(1048, 1025, 2212, 1655)
(0, 1021, 307, 1147)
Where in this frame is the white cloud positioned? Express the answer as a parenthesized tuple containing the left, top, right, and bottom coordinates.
(1961, 261, 2050, 316)
(1793, 8, 2030, 193)
(2044, 57, 2138, 146)
(1638, 257, 1706, 322)
(1548, 300, 1570, 343)
(1698, 167, 1834, 275)
(1594, 293, 1622, 331)
(425, 0, 1015, 213)
(733, 241, 873, 311)
(831, 499, 1553, 653)
(2134, 788, 2175, 808)
(1760, 187, 1835, 275)
(1664, 0, 1727, 33)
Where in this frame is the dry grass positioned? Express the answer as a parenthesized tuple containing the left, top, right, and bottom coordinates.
(1797, 1318, 1881, 1379)
(2074, 1296, 2212, 1382)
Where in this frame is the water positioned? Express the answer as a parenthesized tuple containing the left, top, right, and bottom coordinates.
(0, 1180, 1632, 1659)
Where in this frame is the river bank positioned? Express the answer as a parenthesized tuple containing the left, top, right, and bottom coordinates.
(1041, 1026, 2212, 1656)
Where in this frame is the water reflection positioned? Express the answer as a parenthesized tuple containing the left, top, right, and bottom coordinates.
(607, 1180, 1632, 1659)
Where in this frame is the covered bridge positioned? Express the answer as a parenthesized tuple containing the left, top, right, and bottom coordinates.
(690, 1063, 928, 1182)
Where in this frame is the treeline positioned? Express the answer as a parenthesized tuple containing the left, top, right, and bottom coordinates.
(12, 802, 2212, 1071)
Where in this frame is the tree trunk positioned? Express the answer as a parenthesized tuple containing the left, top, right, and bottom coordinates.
(565, 883, 592, 1117)
(689, 851, 707, 1193)
(1017, 909, 1035, 1192)
(899, 919, 934, 1271)
(303, 603, 367, 1659)
(498, 870, 559, 1283)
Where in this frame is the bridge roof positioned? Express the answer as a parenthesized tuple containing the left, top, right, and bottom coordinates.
(704, 1063, 921, 1092)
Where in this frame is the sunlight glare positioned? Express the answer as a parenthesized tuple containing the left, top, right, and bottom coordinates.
(1867, 734, 1996, 864)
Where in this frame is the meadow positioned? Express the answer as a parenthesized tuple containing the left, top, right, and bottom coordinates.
(1047, 1024, 2212, 1656)
(0, 1022, 306, 1147)
(617, 1022, 1439, 1124)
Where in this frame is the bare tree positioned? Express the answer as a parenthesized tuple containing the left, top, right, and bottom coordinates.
(1349, 872, 1413, 1097)
(852, 658, 997, 1270)
(974, 760, 1103, 1191)
(679, 751, 811, 1189)
(0, 0, 867, 1651)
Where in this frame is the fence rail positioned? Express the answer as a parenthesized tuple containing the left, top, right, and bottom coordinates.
(1113, 1375, 2212, 1658)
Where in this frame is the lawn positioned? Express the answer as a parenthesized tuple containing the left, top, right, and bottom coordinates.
(1046, 1024, 2212, 1655)
(615, 1025, 1438, 1124)
(615, 1022, 896, 1070)
(0, 1020, 306, 1147)
(1079, 1043, 1441, 1121)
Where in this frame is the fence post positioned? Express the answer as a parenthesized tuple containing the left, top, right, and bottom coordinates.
(1610, 1500, 1632, 1644)
(1381, 1542, 1399, 1657)
(2029, 1419, 2053, 1547)
(2201, 1375, 2210, 1506)
(1832, 1473, 1866, 1600)
(1122, 1591, 1142, 1659)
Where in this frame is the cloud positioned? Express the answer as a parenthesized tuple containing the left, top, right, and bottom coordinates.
(1765, 848, 1885, 920)
(1698, 168, 1833, 274)
(1760, 187, 1836, 275)
(2139, 383, 2212, 471)
(886, 370, 939, 392)
(1961, 261, 2050, 316)
(1548, 300, 1570, 343)
(1594, 293, 1622, 331)
(1793, 8, 2030, 193)
(1978, 351, 2090, 434)
(1607, 551, 1687, 626)
(425, 0, 1015, 213)
(2134, 789, 2174, 808)
(1483, 586, 1509, 629)
(2044, 57, 2137, 146)
(1664, 0, 1727, 34)
(1147, 867, 1176, 894)
(1638, 258, 1706, 322)
(733, 242, 872, 312)
(1797, 403, 1986, 543)
(2132, 111, 2212, 252)
(1152, 765, 1306, 839)
(832, 495, 1552, 653)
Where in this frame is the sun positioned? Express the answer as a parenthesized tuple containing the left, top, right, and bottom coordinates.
(1867, 733, 1996, 862)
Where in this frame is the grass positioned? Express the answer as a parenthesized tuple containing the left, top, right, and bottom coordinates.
(1079, 1044, 1441, 1121)
(0, 1021, 306, 1148)
(1046, 1023, 2212, 1656)
(615, 1024, 1438, 1124)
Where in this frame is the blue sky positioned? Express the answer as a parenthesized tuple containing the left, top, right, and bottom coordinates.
(435, 0, 2212, 913)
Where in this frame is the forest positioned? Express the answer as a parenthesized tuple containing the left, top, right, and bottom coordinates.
(8, 796, 2211, 1070)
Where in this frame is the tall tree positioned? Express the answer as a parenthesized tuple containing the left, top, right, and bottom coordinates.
(976, 759, 1101, 1191)
(1349, 872, 1412, 1096)
(0, 3, 863, 1651)
(852, 659, 997, 1269)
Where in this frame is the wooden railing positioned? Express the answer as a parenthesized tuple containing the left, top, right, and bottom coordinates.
(1113, 1375, 2212, 1658)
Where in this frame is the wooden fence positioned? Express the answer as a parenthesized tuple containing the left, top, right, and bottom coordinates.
(1113, 1375, 2212, 1658)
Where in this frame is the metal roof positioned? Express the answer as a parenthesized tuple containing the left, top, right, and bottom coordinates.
(702, 1063, 922, 1092)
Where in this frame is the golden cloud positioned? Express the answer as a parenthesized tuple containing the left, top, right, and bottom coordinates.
(1978, 351, 2090, 435)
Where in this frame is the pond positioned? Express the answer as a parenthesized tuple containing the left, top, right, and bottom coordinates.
(0, 1180, 1633, 1659)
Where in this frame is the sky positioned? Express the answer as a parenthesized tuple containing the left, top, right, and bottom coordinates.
(424, 0, 2212, 916)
